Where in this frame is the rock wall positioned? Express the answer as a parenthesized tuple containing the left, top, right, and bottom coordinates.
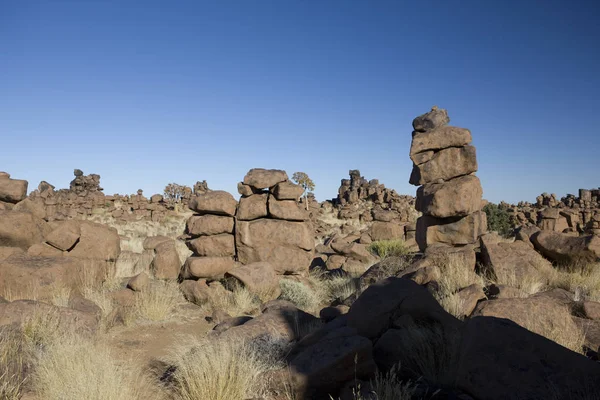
(180, 169, 315, 291)
(505, 189, 600, 236)
(24, 170, 206, 224)
(409, 107, 486, 251)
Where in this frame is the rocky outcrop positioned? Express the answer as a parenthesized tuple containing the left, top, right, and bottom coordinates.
(235, 169, 314, 275)
(409, 107, 486, 251)
(182, 191, 237, 280)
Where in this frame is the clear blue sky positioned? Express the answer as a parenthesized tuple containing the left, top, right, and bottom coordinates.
(1, 1, 599, 204)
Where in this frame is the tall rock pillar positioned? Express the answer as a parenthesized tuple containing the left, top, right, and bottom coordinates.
(409, 107, 487, 251)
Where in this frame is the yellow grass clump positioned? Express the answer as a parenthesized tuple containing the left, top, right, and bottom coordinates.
(34, 334, 161, 400)
(168, 338, 268, 400)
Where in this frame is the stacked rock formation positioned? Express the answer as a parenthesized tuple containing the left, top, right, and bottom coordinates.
(182, 191, 238, 281)
(505, 188, 600, 236)
(409, 107, 486, 251)
(236, 168, 314, 275)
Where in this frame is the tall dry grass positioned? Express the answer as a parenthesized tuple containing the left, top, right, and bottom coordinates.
(135, 280, 184, 322)
(430, 253, 483, 318)
(368, 239, 411, 259)
(167, 338, 269, 400)
(34, 333, 162, 400)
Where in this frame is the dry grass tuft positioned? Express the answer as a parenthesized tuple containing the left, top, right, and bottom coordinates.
(545, 261, 600, 302)
(279, 279, 320, 312)
(368, 364, 416, 400)
(135, 280, 183, 321)
(0, 328, 34, 400)
(368, 239, 411, 259)
(34, 334, 161, 400)
(388, 322, 459, 387)
(168, 338, 268, 400)
(430, 253, 483, 318)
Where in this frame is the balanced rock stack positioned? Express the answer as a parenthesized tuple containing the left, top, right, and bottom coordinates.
(236, 168, 314, 275)
(409, 107, 486, 251)
(182, 191, 238, 280)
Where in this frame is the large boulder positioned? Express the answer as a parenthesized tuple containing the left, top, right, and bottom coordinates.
(268, 197, 309, 221)
(531, 231, 600, 263)
(45, 220, 81, 251)
(272, 181, 304, 201)
(416, 211, 487, 250)
(243, 168, 288, 190)
(412, 107, 450, 132)
(236, 219, 314, 274)
(455, 317, 600, 399)
(65, 221, 120, 262)
(410, 126, 472, 161)
(236, 193, 268, 221)
(369, 221, 404, 241)
(0, 176, 28, 204)
(189, 191, 237, 216)
(186, 215, 234, 237)
(346, 278, 460, 339)
(181, 256, 235, 280)
(471, 295, 579, 344)
(287, 326, 376, 398)
(225, 262, 281, 300)
(409, 146, 478, 185)
(416, 175, 482, 218)
(480, 233, 552, 282)
(188, 234, 235, 257)
(0, 254, 105, 300)
(0, 210, 46, 249)
(151, 240, 181, 279)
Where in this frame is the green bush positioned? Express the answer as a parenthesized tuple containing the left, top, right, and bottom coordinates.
(368, 239, 410, 259)
(483, 202, 512, 237)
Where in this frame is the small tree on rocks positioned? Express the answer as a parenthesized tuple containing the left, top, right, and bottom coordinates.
(292, 172, 315, 210)
(163, 183, 190, 204)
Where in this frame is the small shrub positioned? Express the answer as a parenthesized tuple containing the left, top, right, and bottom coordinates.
(135, 280, 183, 321)
(34, 334, 159, 400)
(483, 202, 512, 237)
(279, 279, 320, 312)
(168, 338, 268, 400)
(368, 239, 411, 259)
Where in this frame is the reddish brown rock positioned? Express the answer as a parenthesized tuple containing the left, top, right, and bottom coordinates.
(410, 126, 472, 160)
(27, 243, 63, 257)
(0, 177, 28, 204)
(0, 210, 46, 249)
(151, 240, 181, 279)
(236, 219, 314, 274)
(532, 231, 600, 264)
(127, 272, 149, 292)
(416, 175, 482, 218)
(369, 221, 404, 241)
(65, 221, 120, 262)
(181, 256, 235, 280)
(583, 301, 600, 320)
(243, 168, 288, 190)
(186, 215, 234, 237)
(409, 146, 478, 185)
(189, 190, 237, 216)
(268, 197, 308, 221)
(480, 233, 551, 282)
(188, 234, 235, 257)
(236, 193, 268, 221)
(45, 221, 81, 251)
(225, 262, 280, 300)
(272, 181, 304, 201)
(416, 211, 487, 250)
(412, 106, 450, 132)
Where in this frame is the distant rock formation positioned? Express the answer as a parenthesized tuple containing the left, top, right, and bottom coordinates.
(409, 107, 486, 251)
